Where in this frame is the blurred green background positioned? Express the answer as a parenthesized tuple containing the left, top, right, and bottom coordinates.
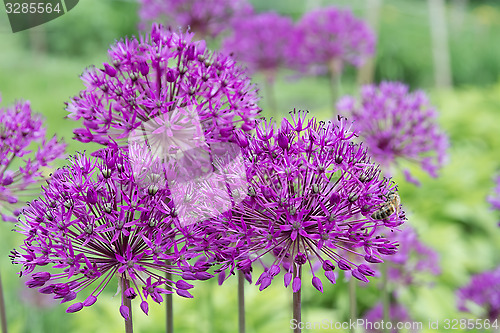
(1, 0, 500, 332)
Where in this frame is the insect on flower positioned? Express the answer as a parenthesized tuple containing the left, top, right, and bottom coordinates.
(371, 191, 401, 220)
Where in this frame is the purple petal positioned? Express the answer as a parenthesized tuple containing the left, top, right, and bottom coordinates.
(83, 295, 97, 307)
(176, 280, 194, 290)
(120, 305, 130, 320)
(292, 277, 301, 293)
(325, 270, 336, 284)
(312, 277, 323, 293)
(352, 269, 369, 283)
(284, 272, 292, 288)
(258, 277, 272, 291)
(66, 303, 83, 313)
(176, 289, 193, 298)
(141, 301, 149, 315)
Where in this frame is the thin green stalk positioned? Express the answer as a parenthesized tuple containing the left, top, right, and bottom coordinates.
(166, 270, 173, 333)
(293, 264, 302, 333)
(349, 275, 357, 333)
(263, 74, 277, 117)
(238, 271, 246, 333)
(0, 271, 7, 333)
(122, 278, 133, 333)
(328, 58, 342, 112)
(382, 263, 390, 333)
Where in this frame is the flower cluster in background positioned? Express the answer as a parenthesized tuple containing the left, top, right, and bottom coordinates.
(138, 0, 251, 38)
(290, 6, 376, 74)
(457, 266, 500, 321)
(0, 97, 66, 222)
(337, 81, 449, 185)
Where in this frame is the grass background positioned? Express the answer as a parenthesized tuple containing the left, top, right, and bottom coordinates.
(1, 0, 500, 332)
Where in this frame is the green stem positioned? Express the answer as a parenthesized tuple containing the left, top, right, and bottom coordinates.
(238, 271, 245, 333)
(263, 74, 277, 117)
(0, 271, 7, 333)
(328, 58, 342, 112)
(122, 278, 133, 333)
(382, 263, 390, 333)
(349, 275, 357, 333)
(293, 265, 302, 333)
(166, 271, 173, 333)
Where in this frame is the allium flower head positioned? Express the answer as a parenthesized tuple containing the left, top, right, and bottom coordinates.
(67, 23, 260, 147)
(222, 12, 294, 79)
(291, 6, 375, 72)
(363, 302, 416, 333)
(457, 267, 500, 321)
(216, 110, 406, 292)
(139, 0, 251, 38)
(337, 81, 449, 185)
(0, 98, 66, 222)
(11, 148, 210, 317)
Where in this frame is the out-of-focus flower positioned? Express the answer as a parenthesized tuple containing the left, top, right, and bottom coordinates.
(138, 0, 251, 38)
(383, 226, 440, 285)
(222, 12, 294, 81)
(337, 81, 449, 185)
(363, 302, 418, 333)
(457, 267, 500, 321)
(213, 110, 406, 292)
(290, 6, 375, 74)
(0, 98, 66, 222)
(11, 148, 212, 318)
(67, 23, 260, 147)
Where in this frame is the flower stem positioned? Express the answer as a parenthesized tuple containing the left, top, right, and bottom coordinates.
(122, 278, 133, 333)
(328, 58, 342, 112)
(0, 271, 8, 333)
(349, 275, 357, 333)
(382, 263, 390, 333)
(166, 271, 173, 333)
(263, 74, 277, 117)
(238, 271, 246, 333)
(293, 264, 302, 333)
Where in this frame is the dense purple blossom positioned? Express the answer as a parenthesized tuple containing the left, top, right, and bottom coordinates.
(138, 0, 251, 38)
(67, 23, 260, 147)
(383, 226, 440, 285)
(11, 148, 212, 317)
(213, 110, 406, 292)
(363, 302, 417, 333)
(0, 98, 66, 222)
(290, 6, 375, 73)
(222, 12, 294, 79)
(457, 267, 500, 321)
(337, 81, 449, 185)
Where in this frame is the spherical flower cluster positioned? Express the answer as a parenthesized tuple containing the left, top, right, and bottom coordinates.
(11, 148, 212, 317)
(337, 81, 449, 185)
(138, 0, 251, 38)
(0, 98, 66, 222)
(363, 302, 415, 333)
(214, 110, 406, 292)
(67, 23, 260, 147)
(291, 6, 375, 72)
(457, 267, 500, 321)
(383, 226, 440, 286)
(222, 12, 294, 80)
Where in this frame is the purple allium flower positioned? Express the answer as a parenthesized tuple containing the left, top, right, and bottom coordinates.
(67, 23, 260, 147)
(363, 302, 417, 333)
(290, 6, 375, 73)
(222, 12, 294, 80)
(383, 226, 440, 285)
(337, 81, 449, 185)
(11, 148, 210, 317)
(0, 98, 66, 222)
(457, 267, 500, 321)
(138, 0, 251, 38)
(215, 110, 406, 292)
